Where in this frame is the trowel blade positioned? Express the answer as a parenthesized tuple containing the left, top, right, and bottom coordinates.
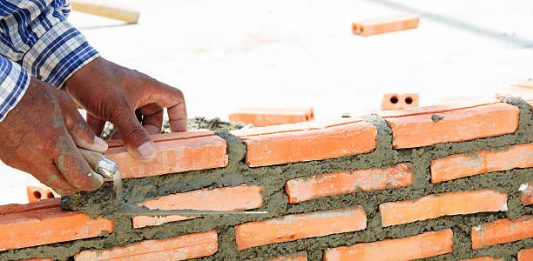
(115, 204, 268, 216)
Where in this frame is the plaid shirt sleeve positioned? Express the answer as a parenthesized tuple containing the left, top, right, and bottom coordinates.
(0, 0, 99, 122)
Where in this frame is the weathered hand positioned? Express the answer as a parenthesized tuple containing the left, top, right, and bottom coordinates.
(0, 79, 108, 195)
(63, 57, 187, 161)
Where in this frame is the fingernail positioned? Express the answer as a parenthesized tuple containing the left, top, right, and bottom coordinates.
(137, 141, 156, 161)
(93, 136, 108, 152)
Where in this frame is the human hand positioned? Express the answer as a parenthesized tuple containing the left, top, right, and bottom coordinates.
(0, 79, 108, 195)
(63, 57, 187, 161)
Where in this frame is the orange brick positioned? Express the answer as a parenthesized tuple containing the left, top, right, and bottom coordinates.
(268, 251, 307, 261)
(518, 248, 533, 261)
(75, 230, 217, 260)
(285, 163, 413, 203)
(459, 257, 502, 261)
(323, 229, 452, 260)
(133, 185, 263, 228)
(471, 215, 533, 249)
(106, 131, 228, 178)
(235, 207, 367, 250)
(520, 183, 533, 205)
(0, 201, 113, 251)
(26, 186, 55, 203)
(382, 103, 519, 149)
(380, 190, 507, 227)
(352, 14, 420, 36)
(22, 259, 54, 261)
(229, 108, 314, 127)
(431, 143, 533, 183)
(232, 118, 377, 167)
(381, 93, 419, 111)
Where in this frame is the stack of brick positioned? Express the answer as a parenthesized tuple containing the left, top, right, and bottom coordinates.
(0, 97, 532, 260)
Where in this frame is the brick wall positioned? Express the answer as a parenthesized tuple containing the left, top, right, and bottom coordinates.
(0, 97, 532, 260)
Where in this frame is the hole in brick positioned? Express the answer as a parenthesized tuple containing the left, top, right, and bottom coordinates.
(390, 96, 399, 104)
(47, 192, 54, 199)
(405, 97, 413, 104)
(33, 191, 41, 199)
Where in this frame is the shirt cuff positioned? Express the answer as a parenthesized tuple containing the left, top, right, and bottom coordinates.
(0, 58, 30, 122)
(21, 20, 99, 88)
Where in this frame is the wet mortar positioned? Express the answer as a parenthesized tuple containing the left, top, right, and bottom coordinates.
(2, 98, 532, 260)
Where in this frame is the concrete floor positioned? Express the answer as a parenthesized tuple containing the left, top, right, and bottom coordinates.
(1, 0, 532, 205)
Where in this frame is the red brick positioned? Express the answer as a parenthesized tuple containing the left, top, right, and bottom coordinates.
(323, 229, 453, 260)
(26, 186, 55, 203)
(285, 163, 413, 203)
(471, 215, 533, 249)
(75, 230, 217, 260)
(460, 257, 502, 261)
(431, 143, 533, 183)
(380, 190, 507, 227)
(106, 131, 228, 179)
(520, 183, 533, 205)
(133, 185, 263, 228)
(518, 248, 533, 261)
(229, 108, 314, 127)
(268, 251, 307, 261)
(352, 14, 420, 36)
(0, 199, 113, 251)
(382, 102, 519, 149)
(232, 118, 377, 167)
(381, 93, 419, 111)
(235, 207, 367, 250)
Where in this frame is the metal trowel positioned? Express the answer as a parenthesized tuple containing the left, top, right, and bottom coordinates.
(79, 149, 268, 216)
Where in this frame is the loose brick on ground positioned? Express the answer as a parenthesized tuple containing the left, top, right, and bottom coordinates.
(133, 185, 263, 228)
(106, 131, 228, 178)
(382, 102, 519, 149)
(323, 229, 453, 260)
(0, 201, 113, 251)
(285, 163, 413, 203)
(352, 14, 420, 36)
(518, 248, 533, 261)
(232, 118, 377, 167)
(520, 183, 533, 205)
(471, 215, 533, 249)
(380, 190, 508, 226)
(75, 230, 217, 260)
(431, 143, 533, 183)
(229, 108, 314, 127)
(235, 207, 367, 250)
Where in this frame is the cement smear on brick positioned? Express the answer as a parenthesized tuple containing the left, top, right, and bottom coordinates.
(3, 98, 532, 260)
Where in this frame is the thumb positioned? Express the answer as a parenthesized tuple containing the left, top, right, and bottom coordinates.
(111, 107, 156, 161)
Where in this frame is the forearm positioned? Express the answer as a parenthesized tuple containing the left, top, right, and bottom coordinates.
(0, 0, 99, 87)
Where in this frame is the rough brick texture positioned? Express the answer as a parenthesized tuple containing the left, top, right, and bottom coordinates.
(460, 257, 503, 261)
(106, 131, 228, 178)
(1, 99, 532, 261)
(431, 143, 533, 183)
(323, 229, 453, 260)
(233, 118, 377, 167)
(133, 185, 263, 228)
(285, 163, 413, 203)
(235, 207, 366, 250)
(380, 190, 508, 226)
(383, 103, 519, 148)
(471, 216, 533, 249)
(75, 230, 217, 260)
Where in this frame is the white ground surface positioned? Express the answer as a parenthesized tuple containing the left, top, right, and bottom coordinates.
(1, 0, 532, 205)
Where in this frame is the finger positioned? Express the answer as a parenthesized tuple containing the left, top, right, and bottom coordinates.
(87, 113, 106, 137)
(53, 133, 104, 191)
(110, 129, 122, 140)
(141, 81, 187, 132)
(55, 91, 108, 153)
(110, 105, 156, 161)
(139, 104, 163, 134)
(35, 160, 77, 196)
